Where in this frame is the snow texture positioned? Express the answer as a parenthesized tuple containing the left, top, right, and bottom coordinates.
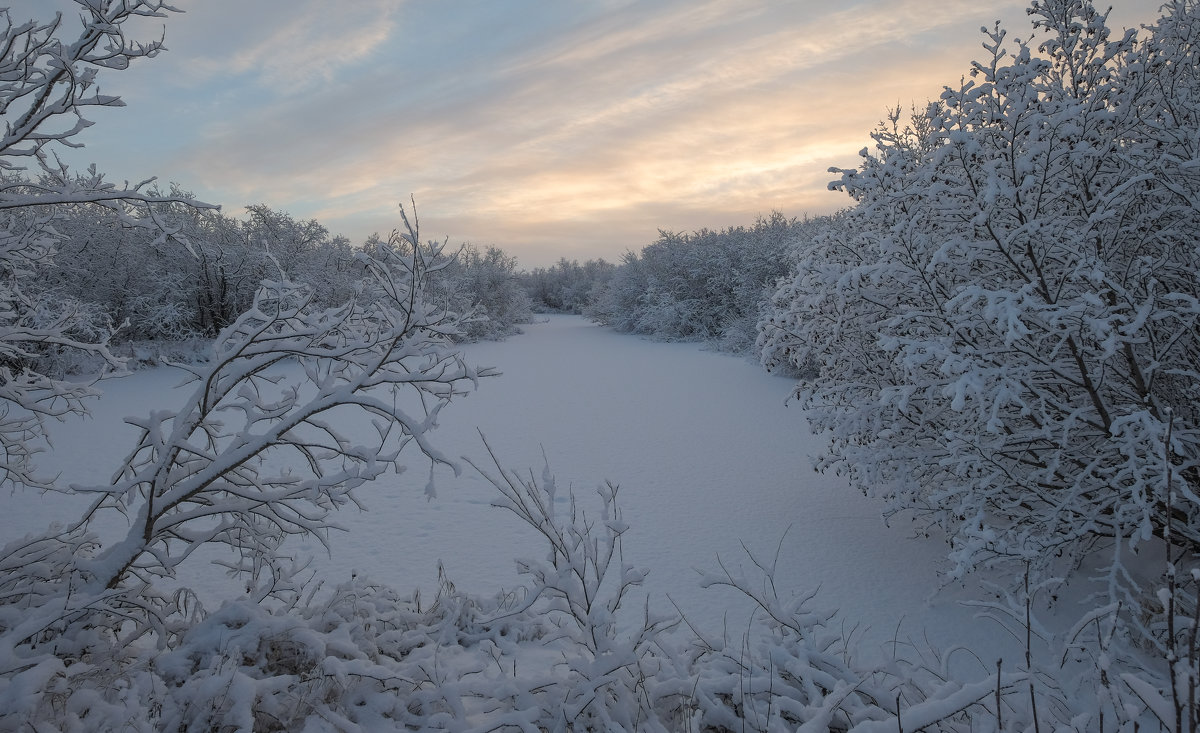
(8, 315, 1020, 667)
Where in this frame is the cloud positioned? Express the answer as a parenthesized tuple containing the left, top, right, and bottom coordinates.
(69, 0, 1162, 267)
(161, 0, 400, 93)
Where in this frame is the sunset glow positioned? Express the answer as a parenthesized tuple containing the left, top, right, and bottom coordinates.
(20, 0, 1159, 266)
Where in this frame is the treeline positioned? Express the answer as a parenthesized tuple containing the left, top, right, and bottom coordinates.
(39, 186, 825, 360)
(587, 211, 822, 351)
(21, 193, 534, 364)
(520, 257, 615, 314)
(519, 211, 830, 355)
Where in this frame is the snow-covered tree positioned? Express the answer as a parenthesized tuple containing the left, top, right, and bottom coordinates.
(759, 0, 1200, 613)
(0, 1, 207, 491)
(588, 212, 817, 352)
(522, 256, 615, 314)
(434, 243, 533, 341)
(42, 199, 365, 342)
(0, 209, 494, 723)
(82, 225, 485, 594)
(40, 193, 198, 342)
(0, 4, 486, 722)
(242, 203, 358, 309)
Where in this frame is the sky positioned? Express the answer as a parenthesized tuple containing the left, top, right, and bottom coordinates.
(19, 0, 1160, 268)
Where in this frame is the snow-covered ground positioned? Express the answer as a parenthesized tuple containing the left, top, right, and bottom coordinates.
(5, 314, 1028, 673)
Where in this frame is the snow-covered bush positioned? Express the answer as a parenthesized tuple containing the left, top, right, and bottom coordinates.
(148, 573, 541, 731)
(44, 199, 363, 340)
(466, 442, 691, 729)
(3, 443, 1073, 731)
(82, 223, 485, 594)
(759, 0, 1200, 618)
(0, 214, 492, 727)
(522, 257, 615, 314)
(433, 244, 534, 341)
(691, 576, 1066, 731)
(588, 212, 819, 353)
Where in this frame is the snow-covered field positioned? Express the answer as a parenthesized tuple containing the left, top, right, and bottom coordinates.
(5, 314, 1026, 671)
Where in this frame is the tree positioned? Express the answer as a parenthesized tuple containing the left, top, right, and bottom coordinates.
(521, 256, 615, 314)
(587, 212, 817, 352)
(243, 203, 358, 309)
(434, 243, 533, 341)
(759, 0, 1200, 615)
(0, 211, 495, 726)
(0, 9, 497, 714)
(79, 214, 488, 593)
(42, 193, 200, 342)
(0, 1, 207, 491)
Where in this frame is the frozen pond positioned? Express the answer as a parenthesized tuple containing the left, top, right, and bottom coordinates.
(4, 315, 1023, 671)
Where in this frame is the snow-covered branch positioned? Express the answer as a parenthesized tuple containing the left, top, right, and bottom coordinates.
(76, 221, 493, 593)
(760, 0, 1200, 612)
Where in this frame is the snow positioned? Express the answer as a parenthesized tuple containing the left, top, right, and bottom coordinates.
(4, 314, 1022, 672)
